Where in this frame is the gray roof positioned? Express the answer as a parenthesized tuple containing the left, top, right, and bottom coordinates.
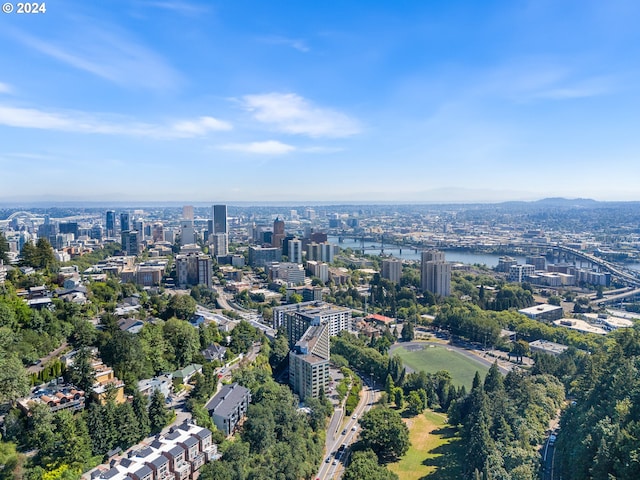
(133, 465, 152, 479)
(182, 436, 198, 448)
(165, 430, 181, 441)
(193, 428, 213, 441)
(135, 447, 154, 458)
(101, 468, 120, 479)
(201, 343, 226, 361)
(168, 445, 184, 457)
(205, 382, 250, 418)
(150, 454, 168, 468)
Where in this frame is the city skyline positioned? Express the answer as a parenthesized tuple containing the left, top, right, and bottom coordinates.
(2, 1, 640, 202)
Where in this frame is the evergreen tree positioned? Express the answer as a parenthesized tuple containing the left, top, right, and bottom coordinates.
(132, 390, 151, 438)
(117, 401, 142, 448)
(149, 389, 171, 434)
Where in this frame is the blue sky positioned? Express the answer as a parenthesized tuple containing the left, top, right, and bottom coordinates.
(1, 0, 640, 202)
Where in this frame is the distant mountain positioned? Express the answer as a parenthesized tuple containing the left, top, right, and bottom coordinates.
(533, 197, 599, 206)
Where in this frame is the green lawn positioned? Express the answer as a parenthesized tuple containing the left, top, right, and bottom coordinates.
(388, 410, 463, 480)
(393, 344, 489, 389)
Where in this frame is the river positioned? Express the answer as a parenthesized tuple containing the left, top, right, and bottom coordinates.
(328, 236, 527, 267)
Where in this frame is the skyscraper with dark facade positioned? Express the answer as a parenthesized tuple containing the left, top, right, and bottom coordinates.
(106, 211, 116, 237)
(120, 212, 130, 233)
(213, 205, 227, 234)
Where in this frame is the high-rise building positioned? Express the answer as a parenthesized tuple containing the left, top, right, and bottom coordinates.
(289, 324, 330, 400)
(180, 219, 196, 245)
(106, 211, 116, 237)
(421, 250, 451, 297)
(182, 205, 194, 220)
(120, 213, 130, 233)
(211, 233, 228, 257)
(59, 222, 79, 239)
(248, 246, 281, 268)
(213, 205, 227, 234)
(382, 258, 403, 283)
(272, 217, 285, 248)
(306, 242, 337, 263)
(176, 253, 213, 288)
(288, 238, 302, 264)
(121, 230, 140, 256)
(284, 303, 352, 346)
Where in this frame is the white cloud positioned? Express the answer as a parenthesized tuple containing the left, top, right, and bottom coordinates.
(171, 117, 232, 136)
(0, 82, 11, 94)
(261, 35, 310, 52)
(140, 1, 209, 15)
(241, 93, 361, 138)
(8, 24, 181, 90)
(0, 105, 232, 138)
(220, 140, 295, 155)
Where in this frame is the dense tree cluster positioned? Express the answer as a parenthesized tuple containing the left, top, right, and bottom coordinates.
(199, 362, 328, 480)
(448, 365, 564, 479)
(358, 407, 410, 463)
(555, 327, 640, 479)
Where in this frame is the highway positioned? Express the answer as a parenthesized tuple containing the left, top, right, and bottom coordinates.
(317, 377, 378, 480)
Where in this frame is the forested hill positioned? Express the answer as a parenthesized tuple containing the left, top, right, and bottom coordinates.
(555, 327, 640, 479)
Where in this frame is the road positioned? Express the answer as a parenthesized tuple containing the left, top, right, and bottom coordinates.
(317, 377, 378, 480)
(542, 435, 557, 480)
(27, 342, 69, 374)
(212, 287, 276, 340)
(389, 340, 512, 375)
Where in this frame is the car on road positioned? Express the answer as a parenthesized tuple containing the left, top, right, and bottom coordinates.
(351, 425, 357, 431)
(342, 429, 347, 435)
(549, 434, 557, 446)
(326, 456, 331, 463)
(332, 459, 338, 465)
(352, 414, 357, 419)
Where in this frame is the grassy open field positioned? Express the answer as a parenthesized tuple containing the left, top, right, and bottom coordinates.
(393, 344, 489, 389)
(388, 410, 463, 480)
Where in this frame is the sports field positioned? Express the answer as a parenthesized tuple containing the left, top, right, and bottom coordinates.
(393, 344, 489, 389)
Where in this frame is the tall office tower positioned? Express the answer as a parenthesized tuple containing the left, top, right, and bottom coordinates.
(211, 233, 228, 256)
(180, 219, 196, 245)
(120, 213, 130, 233)
(106, 211, 116, 237)
(133, 219, 145, 240)
(121, 231, 140, 256)
(59, 222, 79, 239)
(304, 208, 316, 220)
(182, 205, 194, 220)
(213, 205, 228, 234)
(272, 217, 285, 248)
(382, 258, 403, 283)
(288, 238, 302, 264)
(421, 250, 451, 297)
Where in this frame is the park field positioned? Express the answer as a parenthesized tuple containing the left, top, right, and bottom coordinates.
(393, 344, 489, 389)
(388, 410, 463, 480)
